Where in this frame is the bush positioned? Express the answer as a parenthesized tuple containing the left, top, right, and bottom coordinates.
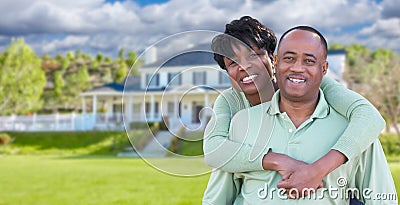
(167, 127, 186, 155)
(0, 133, 11, 145)
(380, 133, 400, 156)
(129, 122, 160, 130)
(5, 131, 128, 155)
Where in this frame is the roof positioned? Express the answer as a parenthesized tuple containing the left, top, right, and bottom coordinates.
(327, 49, 346, 55)
(88, 82, 124, 93)
(141, 44, 215, 68)
(81, 76, 141, 96)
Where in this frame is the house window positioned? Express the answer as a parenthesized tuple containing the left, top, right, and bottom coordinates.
(168, 72, 181, 86)
(193, 71, 206, 85)
(146, 73, 159, 88)
(132, 103, 140, 120)
(145, 102, 159, 117)
(219, 72, 231, 85)
(154, 102, 159, 114)
(145, 102, 150, 114)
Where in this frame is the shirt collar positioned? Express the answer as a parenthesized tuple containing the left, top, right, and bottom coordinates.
(268, 89, 329, 119)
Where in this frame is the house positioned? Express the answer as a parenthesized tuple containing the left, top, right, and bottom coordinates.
(80, 44, 231, 131)
(79, 46, 347, 131)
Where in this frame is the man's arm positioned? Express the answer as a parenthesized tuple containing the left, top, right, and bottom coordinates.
(353, 140, 398, 205)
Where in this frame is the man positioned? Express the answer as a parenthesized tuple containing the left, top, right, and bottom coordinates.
(227, 26, 397, 204)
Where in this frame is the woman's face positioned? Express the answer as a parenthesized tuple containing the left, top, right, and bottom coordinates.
(223, 42, 274, 97)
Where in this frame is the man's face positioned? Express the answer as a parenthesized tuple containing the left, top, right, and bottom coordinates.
(223, 42, 273, 96)
(276, 29, 328, 102)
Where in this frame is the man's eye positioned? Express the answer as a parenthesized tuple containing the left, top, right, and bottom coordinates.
(305, 59, 316, 64)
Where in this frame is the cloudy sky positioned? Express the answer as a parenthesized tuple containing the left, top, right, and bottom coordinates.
(0, 0, 399, 60)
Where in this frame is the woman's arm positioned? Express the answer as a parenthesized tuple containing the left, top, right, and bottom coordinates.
(203, 88, 269, 172)
(321, 76, 385, 159)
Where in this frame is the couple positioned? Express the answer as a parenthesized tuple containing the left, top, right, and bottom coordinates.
(202, 16, 397, 204)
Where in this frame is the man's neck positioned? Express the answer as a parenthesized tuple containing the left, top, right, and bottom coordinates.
(279, 95, 319, 128)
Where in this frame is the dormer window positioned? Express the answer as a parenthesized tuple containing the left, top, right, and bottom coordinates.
(193, 71, 206, 85)
(168, 72, 181, 86)
(146, 73, 159, 88)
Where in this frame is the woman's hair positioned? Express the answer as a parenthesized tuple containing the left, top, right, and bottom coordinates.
(211, 16, 277, 70)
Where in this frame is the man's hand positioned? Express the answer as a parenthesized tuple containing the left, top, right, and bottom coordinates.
(262, 152, 324, 198)
(277, 164, 324, 198)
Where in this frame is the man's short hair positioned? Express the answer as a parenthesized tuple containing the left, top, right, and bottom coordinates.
(211, 16, 277, 70)
(278, 25, 328, 57)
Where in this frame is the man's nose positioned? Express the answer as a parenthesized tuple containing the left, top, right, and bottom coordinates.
(290, 60, 304, 72)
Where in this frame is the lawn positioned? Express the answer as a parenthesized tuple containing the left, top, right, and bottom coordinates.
(1, 155, 399, 205)
(0, 155, 210, 205)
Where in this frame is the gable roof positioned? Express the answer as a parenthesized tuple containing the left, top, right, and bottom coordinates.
(141, 44, 215, 68)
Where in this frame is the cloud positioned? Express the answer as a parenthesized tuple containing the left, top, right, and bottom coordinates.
(0, 0, 397, 57)
(360, 18, 400, 38)
(36, 35, 90, 54)
(381, 0, 400, 18)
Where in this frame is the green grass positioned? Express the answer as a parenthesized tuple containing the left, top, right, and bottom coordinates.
(0, 155, 399, 205)
(0, 155, 210, 205)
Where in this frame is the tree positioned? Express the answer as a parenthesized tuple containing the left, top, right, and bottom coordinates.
(126, 51, 141, 76)
(367, 49, 400, 137)
(344, 45, 400, 138)
(114, 59, 127, 83)
(0, 38, 46, 115)
(64, 64, 92, 110)
(113, 49, 127, 83)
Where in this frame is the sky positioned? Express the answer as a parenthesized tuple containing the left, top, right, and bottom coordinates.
(0, 0, 399, 60)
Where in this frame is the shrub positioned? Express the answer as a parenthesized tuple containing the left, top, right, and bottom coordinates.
(0, 133, 11, 145)
(380, 133, 400, 156)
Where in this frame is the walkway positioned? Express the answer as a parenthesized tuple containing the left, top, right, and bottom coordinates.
(118, 130, 175, 158)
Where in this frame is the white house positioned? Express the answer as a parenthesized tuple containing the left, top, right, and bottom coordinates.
(79, 45, 347, 131)
(81, 44, 232, 131)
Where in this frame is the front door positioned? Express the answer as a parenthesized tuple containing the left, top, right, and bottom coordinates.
(192, 102, 203, 123)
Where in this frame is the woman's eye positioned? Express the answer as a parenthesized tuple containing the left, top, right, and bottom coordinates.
(249, 53, 258, 58)
(283, 56, 293, 61)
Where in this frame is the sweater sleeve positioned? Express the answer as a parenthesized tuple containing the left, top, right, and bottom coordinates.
(203, 89, 266, 172)
(320, 76, 386, 160)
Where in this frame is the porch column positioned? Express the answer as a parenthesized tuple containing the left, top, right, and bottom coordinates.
(81, 98, 86, 130)
(82, 97, 86, 114)
(92, 95, 97, 125)
(204, 91, 209, 108)
(127, 96, 133, 123)
(174, 94, 178, 120)
(203, 91, 209, 126)
(141, 99, 145, 121)
(150, 95, 155, 121)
